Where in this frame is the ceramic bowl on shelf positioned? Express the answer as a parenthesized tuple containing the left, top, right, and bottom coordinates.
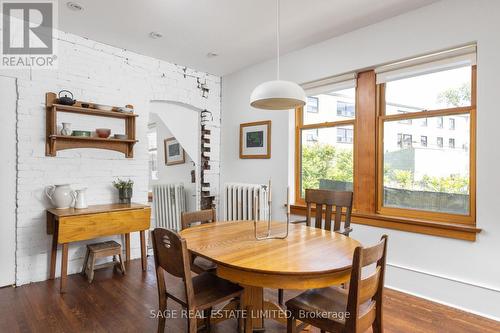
(96, 128, 111, 138)
(117, 106, 134, 113)
(72, 130, 91, 137)
(94, 104, 113, 111)
(113, 134, 128, 140)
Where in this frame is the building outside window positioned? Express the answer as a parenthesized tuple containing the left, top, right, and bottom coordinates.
(437, 117, 443, 128)
(420, 118, 428, 127)
(402, 134, 412, 148)
(421, 135, 427, 147)
(337, 101, 355, 117)
(449, 118, 456, 130)
(337, 127, 354, 143)
(449, 138, 455, 148)
(436, 136, 443, 148)
(306, 96, 319, 113)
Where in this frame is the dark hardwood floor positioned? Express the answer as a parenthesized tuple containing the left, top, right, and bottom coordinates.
(0, 258, 498, 333)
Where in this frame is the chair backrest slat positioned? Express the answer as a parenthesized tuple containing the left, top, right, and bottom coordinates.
(324, 205, 332, 231)
(304, 189, 353, 234)
(315, 203, 323, 229)
(181, 208, 216, 230)
(345, 235, 388, 333)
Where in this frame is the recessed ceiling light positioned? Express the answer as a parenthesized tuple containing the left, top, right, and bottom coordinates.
(149, 32, 163, 39)
(206, 52, 219, 58)
(66, 2, 84, 11)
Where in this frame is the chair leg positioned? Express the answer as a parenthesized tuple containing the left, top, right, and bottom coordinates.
(118, 253, 126, 275)
(278, 288, 284, 305)
(81, 248, 89, 275)
(287, 316, 297, 333)
(236, 298, 243, 333)
(187, 316, 197, 333)
(372, 317, 383, 333)
(87, 253, 96, 283)
(157, 296, 167, 333)
(204, 307, 212, 333)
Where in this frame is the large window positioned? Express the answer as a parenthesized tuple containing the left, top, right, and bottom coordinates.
(294, 45, 477, 240)
(297, 86, 355, 199)
(379, 62, 475, 221)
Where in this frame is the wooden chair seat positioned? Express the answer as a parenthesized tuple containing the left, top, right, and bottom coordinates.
(192, 256, 217, 274)
(286, 286, 372, 329)
(167, 271, 243, 310)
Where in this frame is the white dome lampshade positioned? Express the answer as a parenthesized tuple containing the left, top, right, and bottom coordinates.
(250, 80, 306, 110)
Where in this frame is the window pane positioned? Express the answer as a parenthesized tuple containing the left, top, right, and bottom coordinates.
(383, 114, 470, 215)
(385, 66, 471, 114)
(301, 126, 354, 197)
(304, 88, 355, 125)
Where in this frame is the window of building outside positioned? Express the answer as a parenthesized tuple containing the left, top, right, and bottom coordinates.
(147, 124, 159, 182)
(337, 101, 355, 117)
(421, 135, 428, 147)
(298, 86, 355, 198)
(449, 118, 456, 130)
(436, 136, 444, 148)
(306, 96, 319, 113)
(449, 138, 456, 148)
(437, 117, 444, 128)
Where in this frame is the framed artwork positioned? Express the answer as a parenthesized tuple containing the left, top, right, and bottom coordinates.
(164, 137, 185, 165)
(239, 120, 271, 159)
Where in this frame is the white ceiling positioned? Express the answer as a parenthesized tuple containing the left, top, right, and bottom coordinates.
(58, 0, 439, 76)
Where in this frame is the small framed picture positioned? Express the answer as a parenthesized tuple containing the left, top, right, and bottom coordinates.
(164, 137, 185, 165)
(240, 120, 271, 159)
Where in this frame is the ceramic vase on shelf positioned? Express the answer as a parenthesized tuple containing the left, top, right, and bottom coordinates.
(61, 122, 72, 136)
(45, 184, 73, 209)
(119, 188, 133, 204)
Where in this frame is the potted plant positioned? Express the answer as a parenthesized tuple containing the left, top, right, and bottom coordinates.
(113, 178, 134, 204)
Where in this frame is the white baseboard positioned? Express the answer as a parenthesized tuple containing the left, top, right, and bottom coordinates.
(385, 263, 500, 322)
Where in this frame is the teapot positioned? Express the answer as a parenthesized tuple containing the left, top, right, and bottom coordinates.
(57, 90, 76, 106)
(72, 188, 88, 209)
(45, 184, 73, 209)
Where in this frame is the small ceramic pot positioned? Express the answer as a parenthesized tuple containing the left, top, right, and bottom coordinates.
(118, 188, 133, 204)
(96, 128, 111, 138)
(61, 123, 72, 136)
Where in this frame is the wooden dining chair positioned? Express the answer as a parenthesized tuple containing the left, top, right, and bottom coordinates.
(286, 235, 388, 333)
(279, 189, 354, 304)
(152, 228, 247, 333)
(181, 209, 217, 274)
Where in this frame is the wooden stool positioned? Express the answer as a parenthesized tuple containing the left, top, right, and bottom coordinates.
(82, 240, 126, 283)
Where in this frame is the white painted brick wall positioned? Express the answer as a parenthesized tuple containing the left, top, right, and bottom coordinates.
(0, 31, 221, 285)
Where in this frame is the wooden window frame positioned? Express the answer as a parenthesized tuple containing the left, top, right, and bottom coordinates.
(293, 67, 480, 241)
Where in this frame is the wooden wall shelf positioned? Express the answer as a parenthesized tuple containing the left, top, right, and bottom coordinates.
(45, 92, 137, 158)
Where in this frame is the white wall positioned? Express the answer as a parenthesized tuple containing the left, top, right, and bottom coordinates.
(221, 0, 500, 320)
(0, 31, 221, 285)
(0, 76, 17, 286)
(151, 113, 197, 211)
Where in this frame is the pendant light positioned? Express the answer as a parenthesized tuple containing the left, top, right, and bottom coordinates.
(250, 0, 306, 110)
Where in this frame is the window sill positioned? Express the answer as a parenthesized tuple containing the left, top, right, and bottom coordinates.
(290, 204, 481, 241)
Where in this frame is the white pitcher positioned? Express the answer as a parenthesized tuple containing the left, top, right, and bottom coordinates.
(72, 188, 88, 209)
(45, 184, 73, 209)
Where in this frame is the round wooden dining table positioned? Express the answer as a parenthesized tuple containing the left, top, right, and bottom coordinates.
(179, 220, 360, 331)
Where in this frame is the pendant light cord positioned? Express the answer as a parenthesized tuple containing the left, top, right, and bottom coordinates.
(276, 0, 280, 80)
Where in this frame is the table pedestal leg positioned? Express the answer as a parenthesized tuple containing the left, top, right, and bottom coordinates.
(241, 285, 264, 331)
